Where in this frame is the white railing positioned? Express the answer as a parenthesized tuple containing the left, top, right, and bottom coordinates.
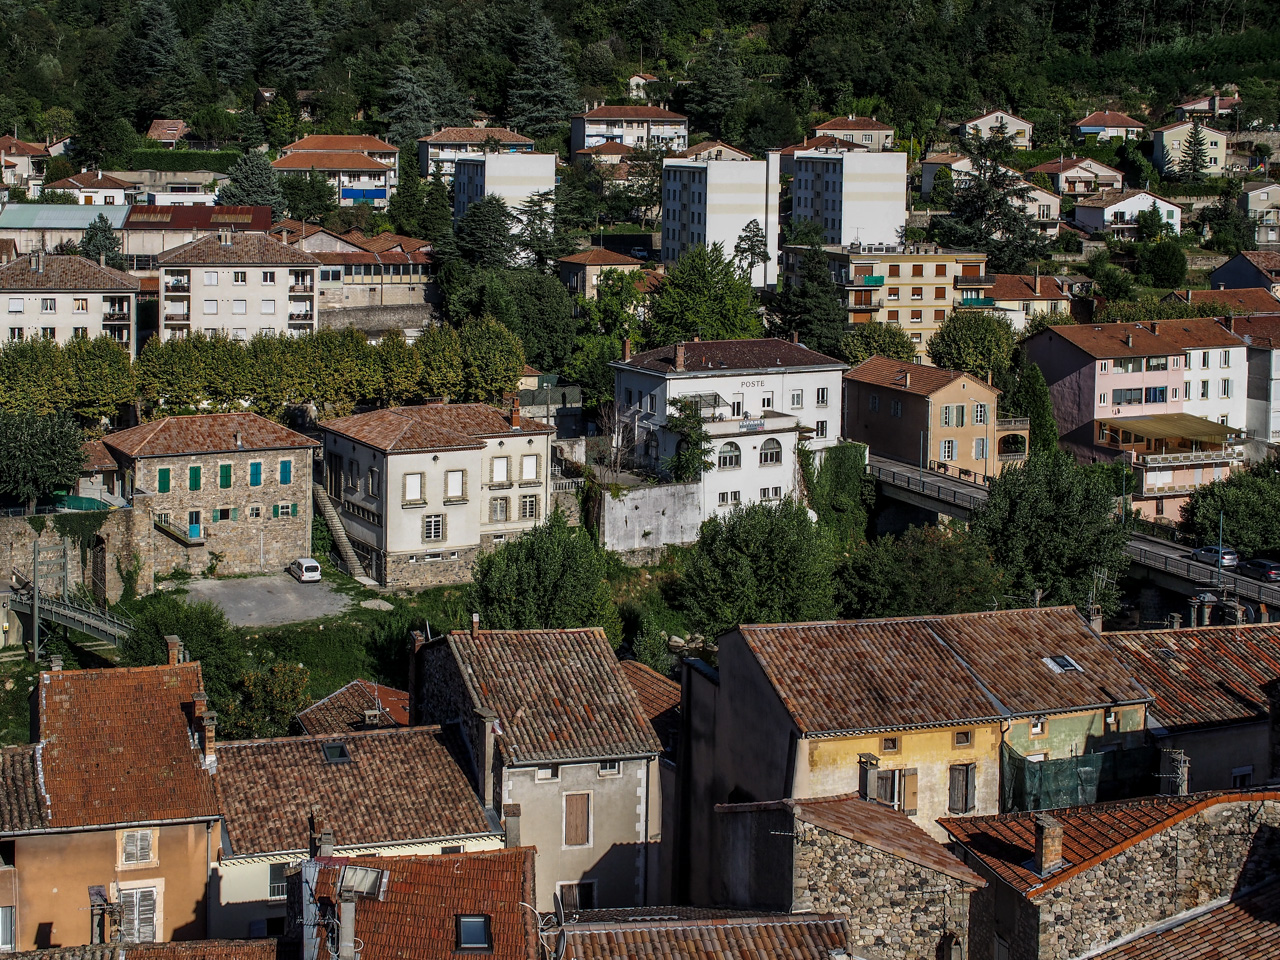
(1141, 449, 1244, 466)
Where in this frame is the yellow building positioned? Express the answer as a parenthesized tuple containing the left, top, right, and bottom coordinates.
(1152, 120, 1230, 177)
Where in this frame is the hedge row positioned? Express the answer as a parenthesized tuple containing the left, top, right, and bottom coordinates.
(123, 149, 243, 175)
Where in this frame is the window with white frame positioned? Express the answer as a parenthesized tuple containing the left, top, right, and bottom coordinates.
(7, 299, 22, 314)
(814, 420, 828, 438)
(520, 494, 540, 519)
(790, 390, 803, 408)
(423, 514, 444, 541)
(40, 298, 55, 313)
(262, 300, 276, 314)
(490, 497, 509, 522)
(262, 271, 276, 284)
(1220, 350, 1231, 367)
(1221, 378, 1231, 398)
(759, 438, 782, 465)
(403, 472, 423, 503)
(233, 271, 247, 285)
(718, 442, 741, 469)
(816, 387, 829, 407)
(939, 439, 956, 461)
(974, 403, 987, 425)
(232, 300, 247, 315)
(0, 905, 12, 952)
(268, 863, 288, 900)
(445, 470, 465, 500)
(121, 829, 154, 865)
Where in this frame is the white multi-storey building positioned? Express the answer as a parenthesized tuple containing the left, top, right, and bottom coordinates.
(661, 153, 781, 287)
(0, 252, 138, 352)
(274, 135, 400, 207)
(157, 232, 319, 340)
(611, 338, 846, 517)
(789, 149, 907, 247)
(452, 153, 557, 223)
(571, 106, 689, 155)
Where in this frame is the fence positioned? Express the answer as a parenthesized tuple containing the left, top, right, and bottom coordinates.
(865, 458, 990, 511)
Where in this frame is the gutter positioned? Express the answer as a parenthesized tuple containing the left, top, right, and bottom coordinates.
(0, 813, 222, 838)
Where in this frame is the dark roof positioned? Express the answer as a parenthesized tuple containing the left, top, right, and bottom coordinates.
(104, 413, 318, 460)
(124, 206, 273, 232)
(157, 232, 319, 265)
(420, 127, 533, 145)
(1074, 111, 1145, 128)
(941, 789, 1280, 895)
(214, 727, 495, 856)
(1036, 319, 1246, 358)
(11, 941, 280, 960)
(618, 338, 845, 374)
(618, 660, 680, 755)
(0, 255, 139, 292)
(44, 172, 135, 191)
(1154, 119, 1229, 133)
(1238, 251, 1280, 275)
(562, 915, 850, 960)
(578, 106, 686, 120)
(311, 251, 431, 266)
(0, 746, 48, 832)
(1105, 625, 1280, 732)
(447, 628, 662, 764)
(1087, 882, 1280, 960)
(1229, 313, 1280, 349)
(80, 439, 118, 472)
(558, 249, 644, 266)
(735, 607, 1150, 735)
(576, 141, 636, 157)
(319, 404, 550, 454)
(296, 679, 409, 735)
(34, 663, 219, 831)
(814, 116, 894, 132)
(844, 356, 993, 398)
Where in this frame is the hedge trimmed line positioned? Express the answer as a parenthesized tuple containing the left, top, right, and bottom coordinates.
(123, 149, 243, 174)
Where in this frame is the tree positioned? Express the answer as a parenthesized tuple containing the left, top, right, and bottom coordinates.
(416, 324, 464, 398)
(220, 662, 312, 739)
(930, 166, 955, 208)
(267, 0, 324, 87)
(458, 314, 524, 401)
(375, 331, 424, 406)
(733, 219, 769, 277)
(839, 320, 917, 365)
(387, 149, 425, 237)
(1001, 358, 1058, 455)
(970, 450, 1129, 615)
(0, 411, 85, 513)
(470, 510, 622, 647)
(279, 169, 336, 222)
(80, 214, 125, 270)
(927, 310, 1017, 382)
(120, 594, 246, 707)
(205, 4, 254, 88)
(1199, 179, 1258, 257)
(515, 191, 574, 272)
(422, 179, 457, 260)
(646, 243, 761, 346)
(65, 335, 135, 428)
(676, 500, 839, 638)
(218, 153, 287, 220)
(504, 14, 579, 140)
(135, 0, 183, 81)
(383, 60, 473, 145)
(1135, 201, 1173, 241)
(686, 31, 746, 139)
(1180, 457, 1280, 558)
(663, 396, 712, 482)
(1179, 120, 1209, 183)
(1137, 242, 1187, 287)
(772, 247, 847, 357)
(456, 195, 515, 268)
(804, 442, 874, 545)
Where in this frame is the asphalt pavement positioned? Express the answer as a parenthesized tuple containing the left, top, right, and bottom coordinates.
(183, 573, 350, 627)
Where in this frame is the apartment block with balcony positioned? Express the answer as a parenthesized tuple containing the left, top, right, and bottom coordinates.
(570, 105, 689, 155)
(1072, 189, 1182, 238)
(452, 153, 557, 224)
(275, 135, 399, 206)
(810, 115, 895, 151)
(1241, 182, 1279, 248)
(0, 252, 139, 352)
(416, 127, 535, 179)
(789, 149, 907, 247)
(157, 232, 319, 340)
(661, 153, 781, 287)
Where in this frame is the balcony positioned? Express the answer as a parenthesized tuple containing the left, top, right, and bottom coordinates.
(289, 283, 314, 293)
(164, 279, 191, 294)
(956, 297, 996, 308)
(1138, 448, 1245, 466)
(103, 310, 131, 322)
(847, 298, 884, 311)
(849, 275, 885, 287)
(164, 311, 191, 322)
(998, 451, 1027, 462)
(996, 418, 1030, 432)
(953, 275, 995, 288)
(155, 515, 205, 546)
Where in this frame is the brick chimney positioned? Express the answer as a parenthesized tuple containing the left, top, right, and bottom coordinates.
(192, 689, 207, 719)
(166, 635, 183, 666)
(310, 808, 335, 857)
(510, 396, 521, 430)
(674, 342, 685, 371)
(622, 337, 631, 361)
(201, 711, 218, 772)
(471, 612, 480, 640)
(1151, 321, 1159, 335)
(1034, 813, 1064, 875)
(791, 330, 799, 344)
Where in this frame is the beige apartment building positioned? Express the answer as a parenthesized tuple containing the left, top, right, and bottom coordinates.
(964, 110, 1034, 149)
(0, 253, 138, 352)
(1152, 121, 1229, 176)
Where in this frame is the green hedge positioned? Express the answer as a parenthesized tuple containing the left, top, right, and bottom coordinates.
(123, 149, 243, 174)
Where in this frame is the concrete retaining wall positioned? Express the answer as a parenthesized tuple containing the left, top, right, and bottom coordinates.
(317, 303, 438, 334)
(598, 482, 703, 558)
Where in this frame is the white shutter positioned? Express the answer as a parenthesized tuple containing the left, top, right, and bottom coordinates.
(137, 830, 152, 863)
(446, 471, 463, 498)
(118, 889, 137, 942)
(493, 457, 508, 483)
(136, 889, 157, 942)
(404, 473, 422, 502)
(521, 455, 538, 480)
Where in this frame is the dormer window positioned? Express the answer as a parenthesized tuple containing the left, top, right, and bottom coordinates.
(322, 742, 351, 763)
(456, 915, 492, 952)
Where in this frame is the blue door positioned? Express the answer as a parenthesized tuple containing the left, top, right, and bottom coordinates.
(188, 510, 201, 540)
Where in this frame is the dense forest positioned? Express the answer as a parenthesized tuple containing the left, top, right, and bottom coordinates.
(2, 0, 1279, 165)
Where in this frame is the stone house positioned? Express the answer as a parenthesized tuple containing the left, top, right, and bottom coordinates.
(715, 794, 984, 960)
(942, 789, 1280, 960)
(102, 412, 318, 579)
(411, 623, 663, 911)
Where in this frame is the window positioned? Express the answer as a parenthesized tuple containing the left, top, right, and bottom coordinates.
(248, 506, 261, 519)
(760, 486, 782, 500)
(759, 438, 782, 465)
(232, 300, 247, 315)
(121, 829, 154, 865)
(1116, 357, 1142, 374)
(888, 264, 900, 277)
(219, 463, 232, 489)
(760, 392, 773, 409)
(954, 730, 972, 747)
(1044, 654, 1083, 673)
(262, 271, 276, 285)
(912, 264, 924, 276)
(6, 299, 21, 314)
(557, 881, 596, 912)
(490, 498, 509, 522)
(118, 887, 158, 943)
(647, 394, 656, 413)
(74, 326, 88, 338)
(1200, 380, 1210, 399)
(887, 287, 900, 301)
(974, 403, 987, 425)
(455, 915, 492, 952)
(948, 763, 977, 814)
(1112, 388, 1143, 406)
(910, 310, 923, 322)
(249, 462, 262, 487)
(625, 388, 632, 407)
(1221, 378, 1232, 398)
(1099, 360, 1109, 373)
(445, 470, 465, 500)
(816, 387, 829, 407)
(271, 503, 297, 519)
(790, 390, 803, 408)
(890, 399, 902, 418)
(40, 327, 54, 339)
(1231, 765, 1253, 789)
(203, 300, 218, 315)
(869, 394, 879, 412)
(0, 905, 12, 952)
(404, 473, 423, 503)
(911, 287, 923, 300)
(718, 442, 741, 469)
(262, 300, 276, 315)
(423, 514, 444, 541)
(322, 742, 351, 763)
(536, 765, 559, 781)
(935, 286, 947, 299)
(1201, 351, 1210, 369)
(974, 437, 987, 459)
(814, 420, 828, 438)
(1144, 386, 1167, 404)
(1144, 356, 1168, 372)
(204, 271, 219, 286)
(940, 439, 955, 462)
(268, 863, 288, 900)
(875, 768, 917, 815)
(520, 495, 540, 520)
(935, 264, 947, 277)
(157, 468, 171, 494)
(40, 298, 55, 313)
(882, 736, 899, 753)
(279, 459, 292, 484)
(367, 467, 380, 498)
(598, 761, 620, 777)
(189, 465, 202, 491)
(1030, 718, 1046, 736)
(492, 456, 509, 483)
(564, 793, 591, 846)
(521, 454, 538, 481)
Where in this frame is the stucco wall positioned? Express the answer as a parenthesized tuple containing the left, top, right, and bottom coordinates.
(598, 482, 703, 554)
(1158, 723, 1269, 793)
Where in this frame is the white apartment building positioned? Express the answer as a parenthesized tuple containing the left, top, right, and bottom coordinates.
(275, 135, 400, 206)
(0, 252, 138, 352)
(661, 153, 781, 287)
(611, 338, 846, 517)
(416, 127, 535, 179)
(790, 149, 908, 247)
(157, 232, 319, 340)
(570, 105, 689, 155)
(1072, 189, 1182, 238)
(1234, 315, 1280, 445)
(318, 402, 556, 589)
(452, 153, 557, 223)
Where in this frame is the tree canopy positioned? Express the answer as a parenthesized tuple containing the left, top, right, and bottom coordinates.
(645, 243, 761, 346)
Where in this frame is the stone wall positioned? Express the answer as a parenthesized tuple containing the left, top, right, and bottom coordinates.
(316, 302, 437, 334)
(793, 820, 975, 960)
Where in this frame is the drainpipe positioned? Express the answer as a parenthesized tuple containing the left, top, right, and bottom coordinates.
(638, 760, 650, 905)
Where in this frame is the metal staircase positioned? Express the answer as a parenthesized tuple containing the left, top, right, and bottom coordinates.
(312, 483, 370, 581)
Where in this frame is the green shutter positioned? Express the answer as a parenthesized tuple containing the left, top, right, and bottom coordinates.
(250, 462, 262, 487)
(280, 459, 292, 484)
(157, 468, 170, 494)
(189, 466, 201, 491)
(219, 463, 232, 489)
(272, 504, 280, 518)
(291, 502, 298, 517)
(231, 507, 239, 521)
(210, 510, 219, 524)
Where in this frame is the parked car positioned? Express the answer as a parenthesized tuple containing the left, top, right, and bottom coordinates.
(628, 246, 649, 260)
(1191, 545, 1239, 568)
(1239, 558, 1280, 582)
(288, 558, 322, 582)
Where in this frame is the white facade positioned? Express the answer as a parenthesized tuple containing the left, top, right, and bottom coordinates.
(452, 153, 557, 223)
(1073, 191, 1182, 237)
(571, 110, 689, 155)
(140, 190, 218, 206)
(0, 255, 137, 353)
(790, 150, 908, 247)
(965, 110, 1034, 149)
(1245, 341, 1280, 444)
(1180, 342, 1249, 428)
(661, 154, 781, 287)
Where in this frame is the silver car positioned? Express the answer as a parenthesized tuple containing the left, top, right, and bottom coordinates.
(1191, 545, 1239, 568)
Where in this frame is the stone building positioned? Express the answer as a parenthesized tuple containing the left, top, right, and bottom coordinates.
(102, 413, 318, 579)
(942, 789, 1280, 960)
(715, 794, 984, 960)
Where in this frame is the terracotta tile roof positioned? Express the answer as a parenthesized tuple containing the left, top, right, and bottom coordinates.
(311, 251, 431, 266)
(271, 152, 392, 172)
(778, 135, 845, 156)
(558, 248, 643, 266)
(1171, 287, 1280, 313)
(578, 105, 686, 120)
(447, 628, 662, 764)
(284, 135, 397, 153)
(673, 140, 753, 159)
(0, 255, 139, 292)
(157, 232, 319, 265)
(988, 274, 1071, 301)
(320, 403, 551, 454)
(0, 746, 48, 832)
(1027, 157, 1123, 176)
(0, 136, 48, 157)
(735, 607, 1150, 735)
(1073, 188, 1168, 208)
(44, 172, 136, 191)
(1087, 882, 1280, 960)
(1228, 312, 1280, 348)
(844, 356, 991, 397)
(576, 141, 635, 157)
(1104, 625, 1280, 732)
(922, 152, 969, 165)
(941, 789, 1280, 895)
(214, 726, 494, 856)
(1240, 250, 1280, 274)
(11, 940, 280, 960)
(353, 232, 430, 254)
(618, 338, 844, 374)
(1074, 111, 1145, 128)
(563, 915, 849, 960)
(35, 663, 219, 830)
(306, 851, 539, 960)
(125, 206, 273, 232)
(104, 413, 318, 460)
(631, 73, 658, 81)
(80, 439, 118, 472)
(618, 660, 680, 755)
(420, 127, 533, 145)
(1036, 319, 1246, 358)
(296, 679, 410, 735)
(1154, 120, 1228, 134)
(522, 364, 541, 376)
(815, 116, 894, 132)
(147, 119, 191, 141)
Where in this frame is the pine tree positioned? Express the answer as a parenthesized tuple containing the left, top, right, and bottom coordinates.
(135, 0, 183, 80)
(80, 214, 125, 270)
(421, 180, 457, 260)
(1179, 120, 1209, 183)
(205, 4, 254, 88)
(504, 14, 579, 139)
(218, 153, 287, 220)
(279, 169, 336, 222)
(733, 219, 769, 278)
(456, 195, 515, 268)
(387, 150, 425, 237)
(646, 243, 761, 346)
(688, 31, 746, 138)
(772, 247, 847, 356)
(269, 0, 323, 87)
(236, 108, 266, 150)
(383, 66, 436, 146)
(515, 191, 574, 272)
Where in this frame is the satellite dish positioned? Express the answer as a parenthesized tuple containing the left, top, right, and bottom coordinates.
(553, 929, 567, 960)
(553, 892, 565, 927)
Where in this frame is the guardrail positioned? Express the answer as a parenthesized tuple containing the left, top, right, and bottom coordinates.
(996, 418, 1030, 431)
(1122, 541, 1280, 606)
(552, 478, 585, 493)
(1140, 450, 1245, 466)
(866, 459, 988, 511)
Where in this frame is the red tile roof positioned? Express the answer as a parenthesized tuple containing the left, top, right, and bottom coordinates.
(1239, 250, 1280, 275)
(1227, 312, 1280, 348)
(125, 206, 273, 232)
(941, 789, 1280, 895)
(0, 136, 49, 157)
(284, 135, 397, 153)
(1154, 120, 1228, 134)
(320, 403, 551, 454)
(618, 660, 680, 755)
(779, 135, 846, 156)
(353, 232, 430, 254)
(673, 140, 753, 160)
(0, 746, 48, 832)
(296, 679, 410, 735)
(988, 274, 1071, 302)
(272, 152, 392, 172)
(147, 119, 192, 141)
(80, 439, 118, 472)
(12, 940, 281, 960)
(1072, 188, 1169, 208)
(36, 663, 219, 830)
(157, 232, 319, 265)
(1036, 319, 1246, 358)
(576, 141, 635, 157)
(1104, 624, 1280, 732)
(578, 105, 686, 120)
(1087, 882, 1280, 960)
(619, 338, 844, 374)
(1172, 287, 1280, 313)
(1176, 94, 1241, 111)
(558, 248, 644, 266)
(734, 607, 1150, 735)
(44, 172, 136, 191)
(105, 413, 318, 460)
(0, 255, 139, 292)
(1027, 157, 1124, 176)
(447, 628, 662, 764)
(966, 110, 1033, 126)
(214, 727, 495, 855)
(305, 851, 539, 960)
(1074, 111, 1145, 129)
(815, 116, 894, 132)
(420, 127, 533, 145)
(845, 356, 994, 398)
(563, 915, 850, 960)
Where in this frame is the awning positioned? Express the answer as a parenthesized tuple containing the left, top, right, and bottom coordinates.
(1097, 413, 1245, 444)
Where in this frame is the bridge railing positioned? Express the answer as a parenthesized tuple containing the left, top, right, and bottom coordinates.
(1122, 541, 1280, 607)
(866, 461, 988, 511)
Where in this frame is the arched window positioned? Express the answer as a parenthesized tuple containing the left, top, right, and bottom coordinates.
(717, 442, 741, 470)
(759, 438, 782, 465)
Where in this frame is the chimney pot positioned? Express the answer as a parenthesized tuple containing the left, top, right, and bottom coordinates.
(510, 396, 520, 430)
(622, 337, 631, 362)
(1151, 321, 1159, 335)
(363, 708, 381, 729)
(471, 612, 480, 639)
(1034, 813, 1064, 875)
(202, 711, 218, 770)
(49, 655, 62, 671)
(674, 342, 686, 371)
(166, 635, 182, 666)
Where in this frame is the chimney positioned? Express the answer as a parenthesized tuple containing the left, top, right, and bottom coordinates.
(510, 396, 520, 430)
(622, 337, 631, 362)
(471, 612, 480, 640)
(1151, 321, 1159, 335)
(477, 707, 499, 807)
(192, 689, 207, 719)
(502, 803, 522, 847)
(791, 330, 799, 344)
(235, 431, 243, 449)
(338, 897, 357, 960)
(1126, 332, 1133, 347)
(1223, 315, 1234, 332)
(1263, 678, 1280, 783)
(98, 252, 105, 268)
(904, 370, 911, 388)
(1034, 813, 1064, 875)
(49, 655, 62, 671)
(363, 708, 381, 729)
(201, 711, 217, 771)
(311, 809, 335, 858)
(166, 635, 183, 665)
(675, 342, 686, 371)
(1090, 605, 1103, 633)
(407, 630, 426, 726)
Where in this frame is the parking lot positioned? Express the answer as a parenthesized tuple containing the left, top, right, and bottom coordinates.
(183, 573, 351, 628)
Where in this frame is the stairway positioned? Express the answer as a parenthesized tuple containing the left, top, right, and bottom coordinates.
(312, 483, 371, 582)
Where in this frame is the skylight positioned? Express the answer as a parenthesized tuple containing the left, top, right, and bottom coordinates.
(1043, 655, 1084, 674)
(322, 742, 351, 763)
